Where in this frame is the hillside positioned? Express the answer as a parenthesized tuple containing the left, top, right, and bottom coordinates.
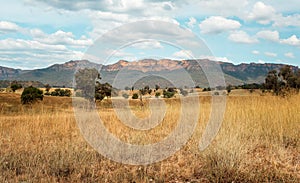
(0, 59, 298, 88)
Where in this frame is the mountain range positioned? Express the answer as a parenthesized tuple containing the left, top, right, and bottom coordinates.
(0, 59, 298, 88)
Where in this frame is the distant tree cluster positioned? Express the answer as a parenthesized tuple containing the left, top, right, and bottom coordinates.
(132, 93, 139, 99)
(44, 84, 51, 95)
(202, 87, 211, 92)
(10, 80, 22, 92)
(21, 86, 43, 104)
(139, 85, 152, 95)
(265, 65, 300, 96)
(95, 82, 117, 101)
(75, 68, 116, 102)
(155, 92, 161, 98)
(49, 88, 72, 97)
(219, 65, 300, 96)
(0, 80, 44, 89)
(163, 88, 176, 98)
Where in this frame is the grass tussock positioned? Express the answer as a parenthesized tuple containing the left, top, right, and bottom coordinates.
(0, 93, 299, 182)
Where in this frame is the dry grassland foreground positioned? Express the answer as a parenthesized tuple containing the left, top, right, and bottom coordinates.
(0, 92, 299, 182)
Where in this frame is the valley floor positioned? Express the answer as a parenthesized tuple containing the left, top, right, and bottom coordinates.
(0, 93, 299, 182)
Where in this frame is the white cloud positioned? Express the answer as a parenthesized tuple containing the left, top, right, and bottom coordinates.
(199, 16, 241, 34)
(199, 55, 233, 63)
(28, 0, 177, 19)
(176, 0, 249, 17)
(88, 19, 194, 51)
(87, 9, 180, 39)
(30, 29, 93, 48)
(0, 38, 66, 51)
(273, 14, 300, 27)
(0, 38, 84, 69)
(247, 1, 300, 28)
(280, 35, 300, 46)
(0, 21, 21, 34)
(252, 50, 260, 55)
(132, 40, 163, 49)
(266, 0, 300, 13)
(247, 1, 276, 25)
(172, 50, 194, 59)
(228, 31, 258, 44)
(255, 31, 300, 48)
(258, 59, 265, 64)
(284, 52, 295, 59)
(1, 0, 300, 69)
(89, 11, 130, 23)
(111, 50, 134, 58)
(256, 30, 280, 42)
(264, 52, 277, 57)
(187, 17, 196, 28)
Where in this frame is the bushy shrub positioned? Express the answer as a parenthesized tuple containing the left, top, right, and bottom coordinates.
(132, 93, 139, 99)
(214, 91, 219, 96)
(21, 86, 43, 104)
(95, 93, 105, 101)
(155, 92, 161, 98)
(163, 90, 175, 98)
(10, 81, 22, 92)
(203, 87, 211, 92)
(50, 88, 71, 97)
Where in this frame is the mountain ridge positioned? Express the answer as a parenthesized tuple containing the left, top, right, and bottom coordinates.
(0, 59, 298, 88)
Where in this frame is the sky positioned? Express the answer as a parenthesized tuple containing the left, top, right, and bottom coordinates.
(0, 0, 300, 69)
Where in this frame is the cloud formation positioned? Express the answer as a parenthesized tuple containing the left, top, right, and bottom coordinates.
(256, 30, 280, 42)
(228, 31, 258, 44)
(199, 16, 241, 34)
(0, 0, 299, 68)
(0, 21, 21, 34)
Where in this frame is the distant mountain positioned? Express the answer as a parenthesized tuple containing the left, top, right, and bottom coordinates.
(0, 59, 298, 88)
(0, 60, 101, 87)
(0, 66, 24, 80)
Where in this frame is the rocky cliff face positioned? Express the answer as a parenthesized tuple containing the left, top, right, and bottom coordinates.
(102, 59, 298, 74)
(102, 59, 184, 72)
(47, 60, 101, 72)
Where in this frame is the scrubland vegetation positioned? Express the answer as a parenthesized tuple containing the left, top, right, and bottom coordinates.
(0, 91, 299, 182)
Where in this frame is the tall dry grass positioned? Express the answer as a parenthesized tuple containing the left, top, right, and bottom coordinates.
(0, 92, 299, 182)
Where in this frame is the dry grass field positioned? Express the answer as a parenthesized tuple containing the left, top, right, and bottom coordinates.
(0, 92, 299, 182)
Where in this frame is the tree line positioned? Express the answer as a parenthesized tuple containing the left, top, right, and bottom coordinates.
(7, 65, 299, 104)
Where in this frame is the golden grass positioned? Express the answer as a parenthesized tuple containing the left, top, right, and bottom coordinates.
(0, 93, 299, 182)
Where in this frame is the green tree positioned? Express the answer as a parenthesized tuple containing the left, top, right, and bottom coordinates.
(10, 81, 22, 92)
(155, 84, 160, 91)
(21, 86, 43, 104)
(279, 65, 293, 81)
(44, 84, 51, 94)
(265, 70, 280, 95)
(155, 92, 161, 98)
(95, 82, 115, 101)
(296, 70, 300, 90)
(132, 93, 139, 99)
(226, 85, 232, 94)
(163, 89, 175, 98)
(51, 88, 71, 97)
(75, 68, 100, 102)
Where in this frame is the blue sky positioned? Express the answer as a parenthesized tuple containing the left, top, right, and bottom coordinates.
(0, 0, 300, 69)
